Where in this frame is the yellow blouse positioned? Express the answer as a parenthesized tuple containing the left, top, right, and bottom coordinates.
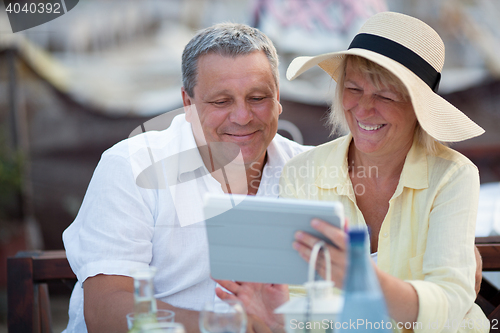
(280, 134, 488, 332)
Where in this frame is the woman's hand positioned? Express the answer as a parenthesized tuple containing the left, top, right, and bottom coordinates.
(293, 218, 348, 288)
(215, 280, 289, 333)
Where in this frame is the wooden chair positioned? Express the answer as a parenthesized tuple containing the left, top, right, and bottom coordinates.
(476, 236, 500, 324)
(7, 250, 76, 333)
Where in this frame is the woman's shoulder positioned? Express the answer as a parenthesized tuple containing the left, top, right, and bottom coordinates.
(427, 144, 479, 181)
(430, 144, 477, 169)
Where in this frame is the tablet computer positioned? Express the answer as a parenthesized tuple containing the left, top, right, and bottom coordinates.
(203, 194, 344, 285)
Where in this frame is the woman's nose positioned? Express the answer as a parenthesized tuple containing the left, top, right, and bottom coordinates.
(354, 94, 376, 118)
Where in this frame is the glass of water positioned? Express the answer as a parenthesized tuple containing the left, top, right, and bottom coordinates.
(199, 300, 247, 333)
(140, 322, 185, 333)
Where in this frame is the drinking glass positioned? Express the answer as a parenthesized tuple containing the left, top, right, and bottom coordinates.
(199, 300, 247, 333)
(126, 309, 175, 330)
(140, 322, 186, 333)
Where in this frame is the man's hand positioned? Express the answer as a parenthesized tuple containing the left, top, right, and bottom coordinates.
(215, 280, 289, 333)
(247, 314, 273, 333)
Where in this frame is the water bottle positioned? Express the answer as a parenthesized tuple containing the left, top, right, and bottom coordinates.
(128, 267, 158, 333)
(338, 229, 391, 332)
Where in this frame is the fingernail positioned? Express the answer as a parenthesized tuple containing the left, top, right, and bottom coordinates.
(311, 219, 320, 227)
(295, 231, 304, 240)
(293, 242, 300, 250)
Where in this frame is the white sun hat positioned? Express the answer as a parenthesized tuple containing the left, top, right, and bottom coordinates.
(286, 11, 484, 142)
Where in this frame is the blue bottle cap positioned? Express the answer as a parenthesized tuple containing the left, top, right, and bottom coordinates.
(348, 228, 367, 243)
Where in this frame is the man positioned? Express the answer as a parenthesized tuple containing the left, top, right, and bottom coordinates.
(62, 23, 308, 333)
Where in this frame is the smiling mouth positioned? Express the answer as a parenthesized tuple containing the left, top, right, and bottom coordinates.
(358, 122, 386, 131)
(225, 131, 258, 139)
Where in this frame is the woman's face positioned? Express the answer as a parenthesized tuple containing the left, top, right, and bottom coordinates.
(343, 59, 418, 157)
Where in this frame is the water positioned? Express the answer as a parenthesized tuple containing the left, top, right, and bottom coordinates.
(129, 267, 158, 333)
(338, 293, 392, 331)
(134, 296, 157, 314)
(338, 229, 391, 332)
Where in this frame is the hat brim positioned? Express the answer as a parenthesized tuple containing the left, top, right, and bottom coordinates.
(286, 49, 484, 142)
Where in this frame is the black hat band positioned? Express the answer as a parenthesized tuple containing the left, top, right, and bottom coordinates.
(348, 33, 441, 92)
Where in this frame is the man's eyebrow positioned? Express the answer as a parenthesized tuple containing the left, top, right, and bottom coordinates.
(203, 90, 232, 101)
(203, 86, 275, 100)
(248, 84, 276, 94)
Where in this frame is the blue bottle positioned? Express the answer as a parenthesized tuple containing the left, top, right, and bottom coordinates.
(338, 229, 392, 332)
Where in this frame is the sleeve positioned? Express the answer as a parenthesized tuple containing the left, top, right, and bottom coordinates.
(407, 163, 487, 333)
(62, 152, 157, 285)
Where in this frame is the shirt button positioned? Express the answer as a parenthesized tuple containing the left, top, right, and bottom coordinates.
(383, 233, 388, 238)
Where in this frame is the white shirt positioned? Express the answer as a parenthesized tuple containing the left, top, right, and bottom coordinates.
(62, 114, 309, 332)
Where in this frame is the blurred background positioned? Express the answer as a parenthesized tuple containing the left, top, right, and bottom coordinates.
(1, 0, 500, 331)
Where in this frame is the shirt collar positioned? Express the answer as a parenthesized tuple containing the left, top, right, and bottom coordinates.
(314, 132, 428, 193)
(314, 134, 352, 191)
(255, 135, 288, 197)
(156, 116, 208, 187)
(263, 134, 289, 171)
(177, 120, 206, 177)
(396, 133, 428, 191)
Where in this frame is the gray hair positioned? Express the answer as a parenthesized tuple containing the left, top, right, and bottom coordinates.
(182, 23, 279, 97)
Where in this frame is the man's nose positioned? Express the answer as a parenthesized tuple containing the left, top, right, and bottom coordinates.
(229, 101, 253, 125)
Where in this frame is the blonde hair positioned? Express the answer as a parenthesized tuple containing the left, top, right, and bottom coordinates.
(328, 55, 447, 155)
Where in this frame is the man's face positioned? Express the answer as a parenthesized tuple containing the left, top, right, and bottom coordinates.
(182, 51, 281, 167)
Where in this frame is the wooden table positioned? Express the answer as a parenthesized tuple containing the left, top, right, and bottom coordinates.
(475, 236, 500, 324)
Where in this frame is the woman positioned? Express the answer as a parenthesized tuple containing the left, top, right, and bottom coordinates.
(218, 11, 488, 332)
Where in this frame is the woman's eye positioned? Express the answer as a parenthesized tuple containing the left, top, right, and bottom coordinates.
(345, 87, 361, 93)
(378, 95, 394, 102)
(250, 97, 265, 102)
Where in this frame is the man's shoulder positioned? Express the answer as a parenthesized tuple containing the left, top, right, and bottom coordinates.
(103, 114, 189, 160)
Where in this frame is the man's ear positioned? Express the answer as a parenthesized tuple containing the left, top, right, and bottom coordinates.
(181, 87, 194, 122)
(277, 89, 283, 115)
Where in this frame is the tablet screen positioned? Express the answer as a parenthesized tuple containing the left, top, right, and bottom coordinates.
(203, 194, 344, 284)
